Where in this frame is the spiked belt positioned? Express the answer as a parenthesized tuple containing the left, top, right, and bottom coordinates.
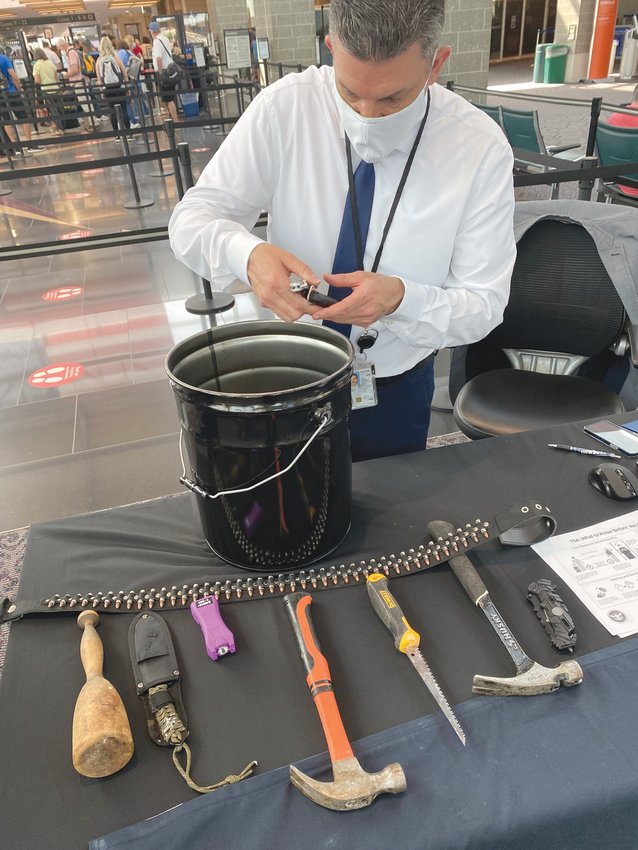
(1, 499, 556, 623)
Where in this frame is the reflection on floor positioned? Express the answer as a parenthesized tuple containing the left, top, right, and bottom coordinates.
(0, 122, 458, 532)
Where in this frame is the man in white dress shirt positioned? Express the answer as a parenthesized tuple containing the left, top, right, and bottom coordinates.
(169, 0, 516, 462)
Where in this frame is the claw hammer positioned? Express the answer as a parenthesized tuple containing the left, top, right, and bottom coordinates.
(284, 592, 406, 810)
(427, 520, 583, 696)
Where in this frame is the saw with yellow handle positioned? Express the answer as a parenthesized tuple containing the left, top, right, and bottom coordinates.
(366, 573, 466, 746)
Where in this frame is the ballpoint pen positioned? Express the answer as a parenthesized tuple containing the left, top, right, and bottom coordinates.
(547, 443, 621, 459)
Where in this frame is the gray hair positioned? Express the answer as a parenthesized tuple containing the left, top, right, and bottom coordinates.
(328, 0, 445, 61)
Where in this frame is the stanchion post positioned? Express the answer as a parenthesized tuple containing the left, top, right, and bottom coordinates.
(585, 96, 602, 158)
(0, 123, 11, 191)
(177, 141, 195, 192)
(5, 91, 31, 159)
(215, 84, 224, 135)
(146, 85, 173, 178)
(136, 84, 152, 155)
(164, 118, 184, 197)
(176, 142, 235, 319)
(115, 103, 154, 210)
(82, 78, 96, 132)
(577, 155, 598, 201)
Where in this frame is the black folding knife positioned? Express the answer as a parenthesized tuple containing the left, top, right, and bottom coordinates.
(527, 579, 577, 653)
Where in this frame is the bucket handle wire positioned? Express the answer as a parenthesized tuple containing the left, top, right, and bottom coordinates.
(178, 406, 333, 501)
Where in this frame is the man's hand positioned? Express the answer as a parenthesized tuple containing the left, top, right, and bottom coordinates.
(247, 243, 323, 323)
(311, 271, 405, 326)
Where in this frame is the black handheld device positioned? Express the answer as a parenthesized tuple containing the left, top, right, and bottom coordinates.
(583, 420, 638, 457)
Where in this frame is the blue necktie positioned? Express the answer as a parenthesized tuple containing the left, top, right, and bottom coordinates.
(324, 160, 375, 338)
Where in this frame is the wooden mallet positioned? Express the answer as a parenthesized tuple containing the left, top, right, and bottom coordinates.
(72, 610, 134, 778)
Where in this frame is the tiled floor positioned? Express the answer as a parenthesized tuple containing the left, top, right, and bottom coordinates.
(2, 61, 634, 532)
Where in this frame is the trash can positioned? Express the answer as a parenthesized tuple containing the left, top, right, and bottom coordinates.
(615, 26, 632, 57)
(533, 43, 550, 83)
(609, 39, 619, 75)
(543, 43, 569, 83)
(179, 92, 199, 117)
(620, 28, 638, 79)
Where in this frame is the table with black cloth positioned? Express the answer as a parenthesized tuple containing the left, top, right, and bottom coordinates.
(2, 418, 638, 850)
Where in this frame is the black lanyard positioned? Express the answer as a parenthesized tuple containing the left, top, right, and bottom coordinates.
(346, 88, 431, 274)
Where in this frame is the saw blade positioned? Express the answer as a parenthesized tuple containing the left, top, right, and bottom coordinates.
(407, 648, 466, 745)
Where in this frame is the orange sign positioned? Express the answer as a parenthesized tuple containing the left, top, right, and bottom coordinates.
(42, 286, 85, 301)
(58, 230, 92, 240)
(29, 363, 84, 387)
(588, 0, 619, 79)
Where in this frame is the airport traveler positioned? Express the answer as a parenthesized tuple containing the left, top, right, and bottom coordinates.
(116, 40, 139, 127)
(125, 34, 144, 60)
(41, 41, 62, 71)
(607, 83, 638, 199)
(57, 39, 90, 130)
(149, 21, 178, 124)
(123, 38, 147, 126)
(32, 47, 62, 132)
(140, 36, 153, 64)
(96, 35, 130, 136)
(0, 45, 43, 152)
(169, 0, 516, 462)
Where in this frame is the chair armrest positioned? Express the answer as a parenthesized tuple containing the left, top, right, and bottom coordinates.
(627, 323, 638, 368)
(547, 143, 581, 156)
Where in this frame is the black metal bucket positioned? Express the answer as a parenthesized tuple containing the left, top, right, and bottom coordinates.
(165, 321, 355, 570)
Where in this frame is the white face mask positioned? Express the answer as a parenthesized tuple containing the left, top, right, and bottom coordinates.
(332, 58, 436, 164)
(333, 83, 426, 164)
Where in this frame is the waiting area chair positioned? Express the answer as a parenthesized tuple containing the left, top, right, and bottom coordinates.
(499, 106, 582, 198)
(471, 104, 583, 198)
(595, 121, 638, 208)
(473, 102, 502, 125)
(450, 200, 638, 440)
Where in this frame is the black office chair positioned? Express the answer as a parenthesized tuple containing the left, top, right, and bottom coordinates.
(451, 203, 638, 439)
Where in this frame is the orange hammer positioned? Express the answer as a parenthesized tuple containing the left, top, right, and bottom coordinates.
(284, 592, 406, 811)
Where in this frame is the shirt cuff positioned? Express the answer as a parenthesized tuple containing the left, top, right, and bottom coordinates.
(381, 277, 428, 329)
(224, 230, 265, 285)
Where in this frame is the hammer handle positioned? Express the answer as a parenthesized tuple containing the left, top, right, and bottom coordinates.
(427, 520, 488, 605)
(284, 593, 354, 765)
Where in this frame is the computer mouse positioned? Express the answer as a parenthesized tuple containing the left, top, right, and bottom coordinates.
(588, 463, 638, 500)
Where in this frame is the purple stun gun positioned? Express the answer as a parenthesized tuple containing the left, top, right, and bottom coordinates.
(190, 596, 236, 661)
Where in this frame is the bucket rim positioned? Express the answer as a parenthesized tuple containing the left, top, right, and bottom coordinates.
(164, 319, 355, 403)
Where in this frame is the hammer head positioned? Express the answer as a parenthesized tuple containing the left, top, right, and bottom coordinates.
(290, 756, 406, 811)
(472, 659, 583, 696)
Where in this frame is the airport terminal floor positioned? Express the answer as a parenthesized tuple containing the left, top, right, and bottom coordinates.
(1, 60, 636, 533)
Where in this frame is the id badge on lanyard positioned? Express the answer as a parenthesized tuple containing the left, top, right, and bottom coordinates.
(351, 329, 378, 410)
(344, 96, 430, 413)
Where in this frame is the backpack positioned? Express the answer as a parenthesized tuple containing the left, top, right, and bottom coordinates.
(80, 52, 96, 78)
(157, 38, 180, 87)
(102, 56, 123, 86)
(127, 52, 142, 80)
